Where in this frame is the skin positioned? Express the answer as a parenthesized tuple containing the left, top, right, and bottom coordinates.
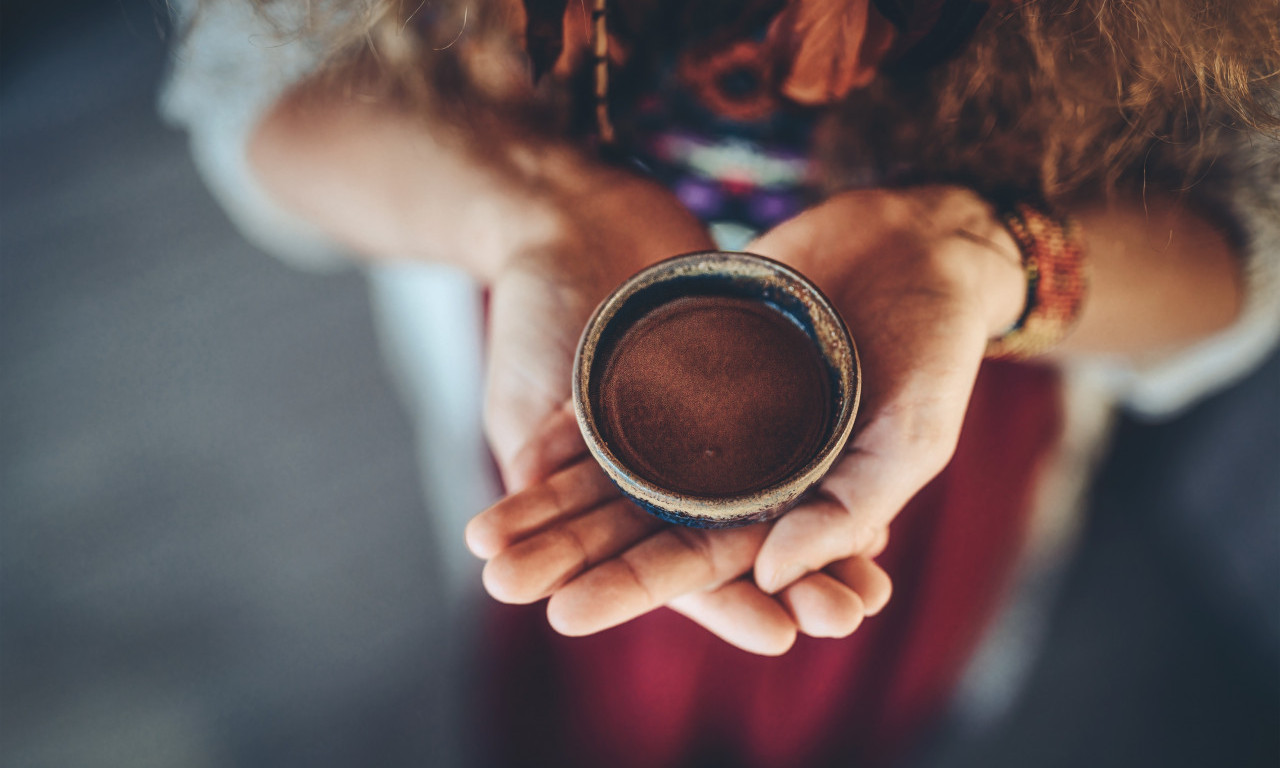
(250, 75, 1242, 655)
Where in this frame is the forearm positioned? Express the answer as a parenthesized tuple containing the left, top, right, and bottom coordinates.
(1053, 192, 1243, 359)
(848, 186, 1245, 363)
(248, 77, 580, 280)
(250, 76, 1245, 363)
(922, 187, 1245, 360)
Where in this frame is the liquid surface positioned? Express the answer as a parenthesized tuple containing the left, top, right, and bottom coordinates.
(597, 295, 831, 497)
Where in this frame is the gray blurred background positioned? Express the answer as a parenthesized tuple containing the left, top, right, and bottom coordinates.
(2, 3, 1277, 767)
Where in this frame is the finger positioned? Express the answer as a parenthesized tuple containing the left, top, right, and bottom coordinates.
(822, 396, 970, 520)
(826, 556, 893, 616)
(481, 499, 662, 604)
(668, 579, 797, 656)
(504, 401, 588, 493)
(745, 213, 825, 265)
(755, 360, 980, 591)
(465, 458, 619, 559)
(546, 524, 769, 636)
(866, 527, 890, 558)
(779, 572, 866, 639)
(754, 497, 878, 593)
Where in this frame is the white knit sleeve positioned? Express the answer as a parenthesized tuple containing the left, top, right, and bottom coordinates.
(1073, 132, 1280, 419)
(159, 0, 350, 270)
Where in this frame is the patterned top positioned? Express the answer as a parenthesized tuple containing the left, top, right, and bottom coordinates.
(587, 0, 998, 246)
(161, 0, 1280, 417)
(615, 36, 823, 248)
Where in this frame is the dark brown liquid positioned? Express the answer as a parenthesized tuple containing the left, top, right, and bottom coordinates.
(597, 295, 831, 497)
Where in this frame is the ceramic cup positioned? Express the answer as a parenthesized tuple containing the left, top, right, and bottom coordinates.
(572, 251, 860, 528)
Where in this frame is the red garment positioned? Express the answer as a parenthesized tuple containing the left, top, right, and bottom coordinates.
(484, 360, 1062, 768)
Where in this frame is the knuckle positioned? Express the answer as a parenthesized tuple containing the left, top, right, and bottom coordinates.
(667, 525, 719, 579)
(555, 522, 592, 574)
(542, 474, 571, 518)
(616, 549, 659, 607)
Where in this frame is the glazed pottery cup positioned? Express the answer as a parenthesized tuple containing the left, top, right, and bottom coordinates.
(573, 251, 860, 528)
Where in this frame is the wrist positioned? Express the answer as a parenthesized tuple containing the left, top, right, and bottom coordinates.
(522, 162, 715, 273)
(479, 150, 640, 281)
(983, 200, 1089, 359)
(939, 228, 1026, 339)
(900, 186, 1026, 336)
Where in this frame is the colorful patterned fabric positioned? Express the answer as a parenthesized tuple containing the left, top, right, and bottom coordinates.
(606, 2, 998, 245)
(614, 35, 825, 248)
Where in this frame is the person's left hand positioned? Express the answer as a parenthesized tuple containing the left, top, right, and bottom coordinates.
(467, 185, 1027, 654)
(744, 186, 1026, 597)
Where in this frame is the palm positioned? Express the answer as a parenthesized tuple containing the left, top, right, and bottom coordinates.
(468, 186, 1015, 655)
(484, 251, 614, 491)
(480, 168, 716, 493)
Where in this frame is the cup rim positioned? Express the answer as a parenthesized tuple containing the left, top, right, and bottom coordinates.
(572, 250, 861, 525)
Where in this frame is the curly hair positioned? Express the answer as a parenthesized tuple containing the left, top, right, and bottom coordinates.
(828, 0, 1280, 202)
(219, 0, 1280, 201)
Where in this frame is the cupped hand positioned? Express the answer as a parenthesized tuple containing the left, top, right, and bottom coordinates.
(476, 166, 886, 654)
(746, 186, 1026, 595)
(466, 435, 894, 655)
(476, 165, 888, 655)
(482, 164, 714, 493)
(470, 184, 1023, 655)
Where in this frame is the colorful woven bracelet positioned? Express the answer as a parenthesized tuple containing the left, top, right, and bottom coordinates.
(985, 200, 1089, 359)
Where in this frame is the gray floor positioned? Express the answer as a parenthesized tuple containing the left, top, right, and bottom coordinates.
(2, 4, 1277, 768)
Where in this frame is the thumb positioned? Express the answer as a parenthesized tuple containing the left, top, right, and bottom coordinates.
(744, 212, 822, 263)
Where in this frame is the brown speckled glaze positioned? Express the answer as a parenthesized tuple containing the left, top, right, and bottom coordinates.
(573, 251, 860, 528)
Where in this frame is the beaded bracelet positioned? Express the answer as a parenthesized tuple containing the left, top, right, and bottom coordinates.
(985, 200, 1089, 359)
